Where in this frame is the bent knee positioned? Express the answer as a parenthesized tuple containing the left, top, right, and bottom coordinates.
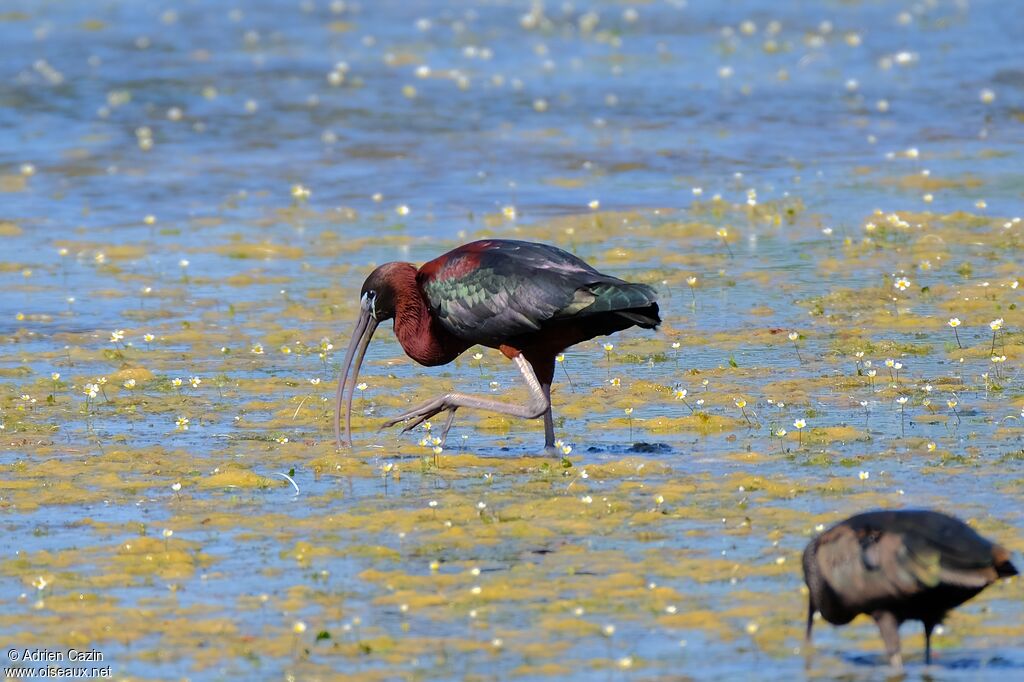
(526, 399, 550, 420)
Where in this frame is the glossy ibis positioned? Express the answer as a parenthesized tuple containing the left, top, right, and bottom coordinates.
(803, 509, 1017, 668)
(334, 239, 660, 452)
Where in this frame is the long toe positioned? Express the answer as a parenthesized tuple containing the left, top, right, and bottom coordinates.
(438, 407, 458, 446)
(383, 397, 450, 431)
(400, 414, 436, 433)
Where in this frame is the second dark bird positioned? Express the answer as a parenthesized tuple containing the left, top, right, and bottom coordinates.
(803, 509, 1017, 668)
(334, 239, 660, 452)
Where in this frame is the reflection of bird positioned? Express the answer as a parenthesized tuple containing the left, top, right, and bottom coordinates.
(803, 509, 1017, 668)
(334, 239, 660, 452)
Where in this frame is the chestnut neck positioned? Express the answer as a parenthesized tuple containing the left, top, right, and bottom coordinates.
(389, 263, 467, 366)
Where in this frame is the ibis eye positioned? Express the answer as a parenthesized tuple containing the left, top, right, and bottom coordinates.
(364, 290, 378, 319)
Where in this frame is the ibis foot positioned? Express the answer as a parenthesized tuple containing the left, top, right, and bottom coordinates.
(382, 355, 550, 444)
(382, 396, 455, 434)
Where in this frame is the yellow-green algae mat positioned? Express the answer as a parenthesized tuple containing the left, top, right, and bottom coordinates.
(1, 198, 1021, 680)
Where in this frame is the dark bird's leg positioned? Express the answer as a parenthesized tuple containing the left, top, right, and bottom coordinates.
(383, 349, 549, 439)
(541, 383, 555, 451)
(923, 621, 935, 665)
(873, 611, 903, 669)
(803, 598, 815, 669)
(529, 353, 558, 455)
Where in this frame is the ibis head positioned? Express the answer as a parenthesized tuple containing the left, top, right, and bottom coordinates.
(334, 263, 406, 448)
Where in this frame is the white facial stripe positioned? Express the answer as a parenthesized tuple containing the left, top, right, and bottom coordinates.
(361, 291, 378, 319)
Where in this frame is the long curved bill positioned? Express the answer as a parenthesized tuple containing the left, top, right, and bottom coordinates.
(334, 294, 379, 448)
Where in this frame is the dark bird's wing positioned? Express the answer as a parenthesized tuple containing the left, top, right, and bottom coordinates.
(815, 510, 1006, 606)
(418, 240, 657, 343)
(891, 511, 1011, 588)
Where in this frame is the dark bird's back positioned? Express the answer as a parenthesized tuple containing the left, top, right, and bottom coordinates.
(803, 509, 1017, 667)
(418, 239, 660, 353)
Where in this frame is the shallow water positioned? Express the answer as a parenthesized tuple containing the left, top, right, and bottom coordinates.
(1, 0, 1022, 680)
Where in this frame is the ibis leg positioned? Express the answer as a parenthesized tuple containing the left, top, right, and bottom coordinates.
(541, 383, 555, 449)
(802, 598, 815, 669)
(533, 354, 558, 455)
(923, 622, 934, 665)
(872, 611, 902, 669)
(383, 355, 549, 435)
